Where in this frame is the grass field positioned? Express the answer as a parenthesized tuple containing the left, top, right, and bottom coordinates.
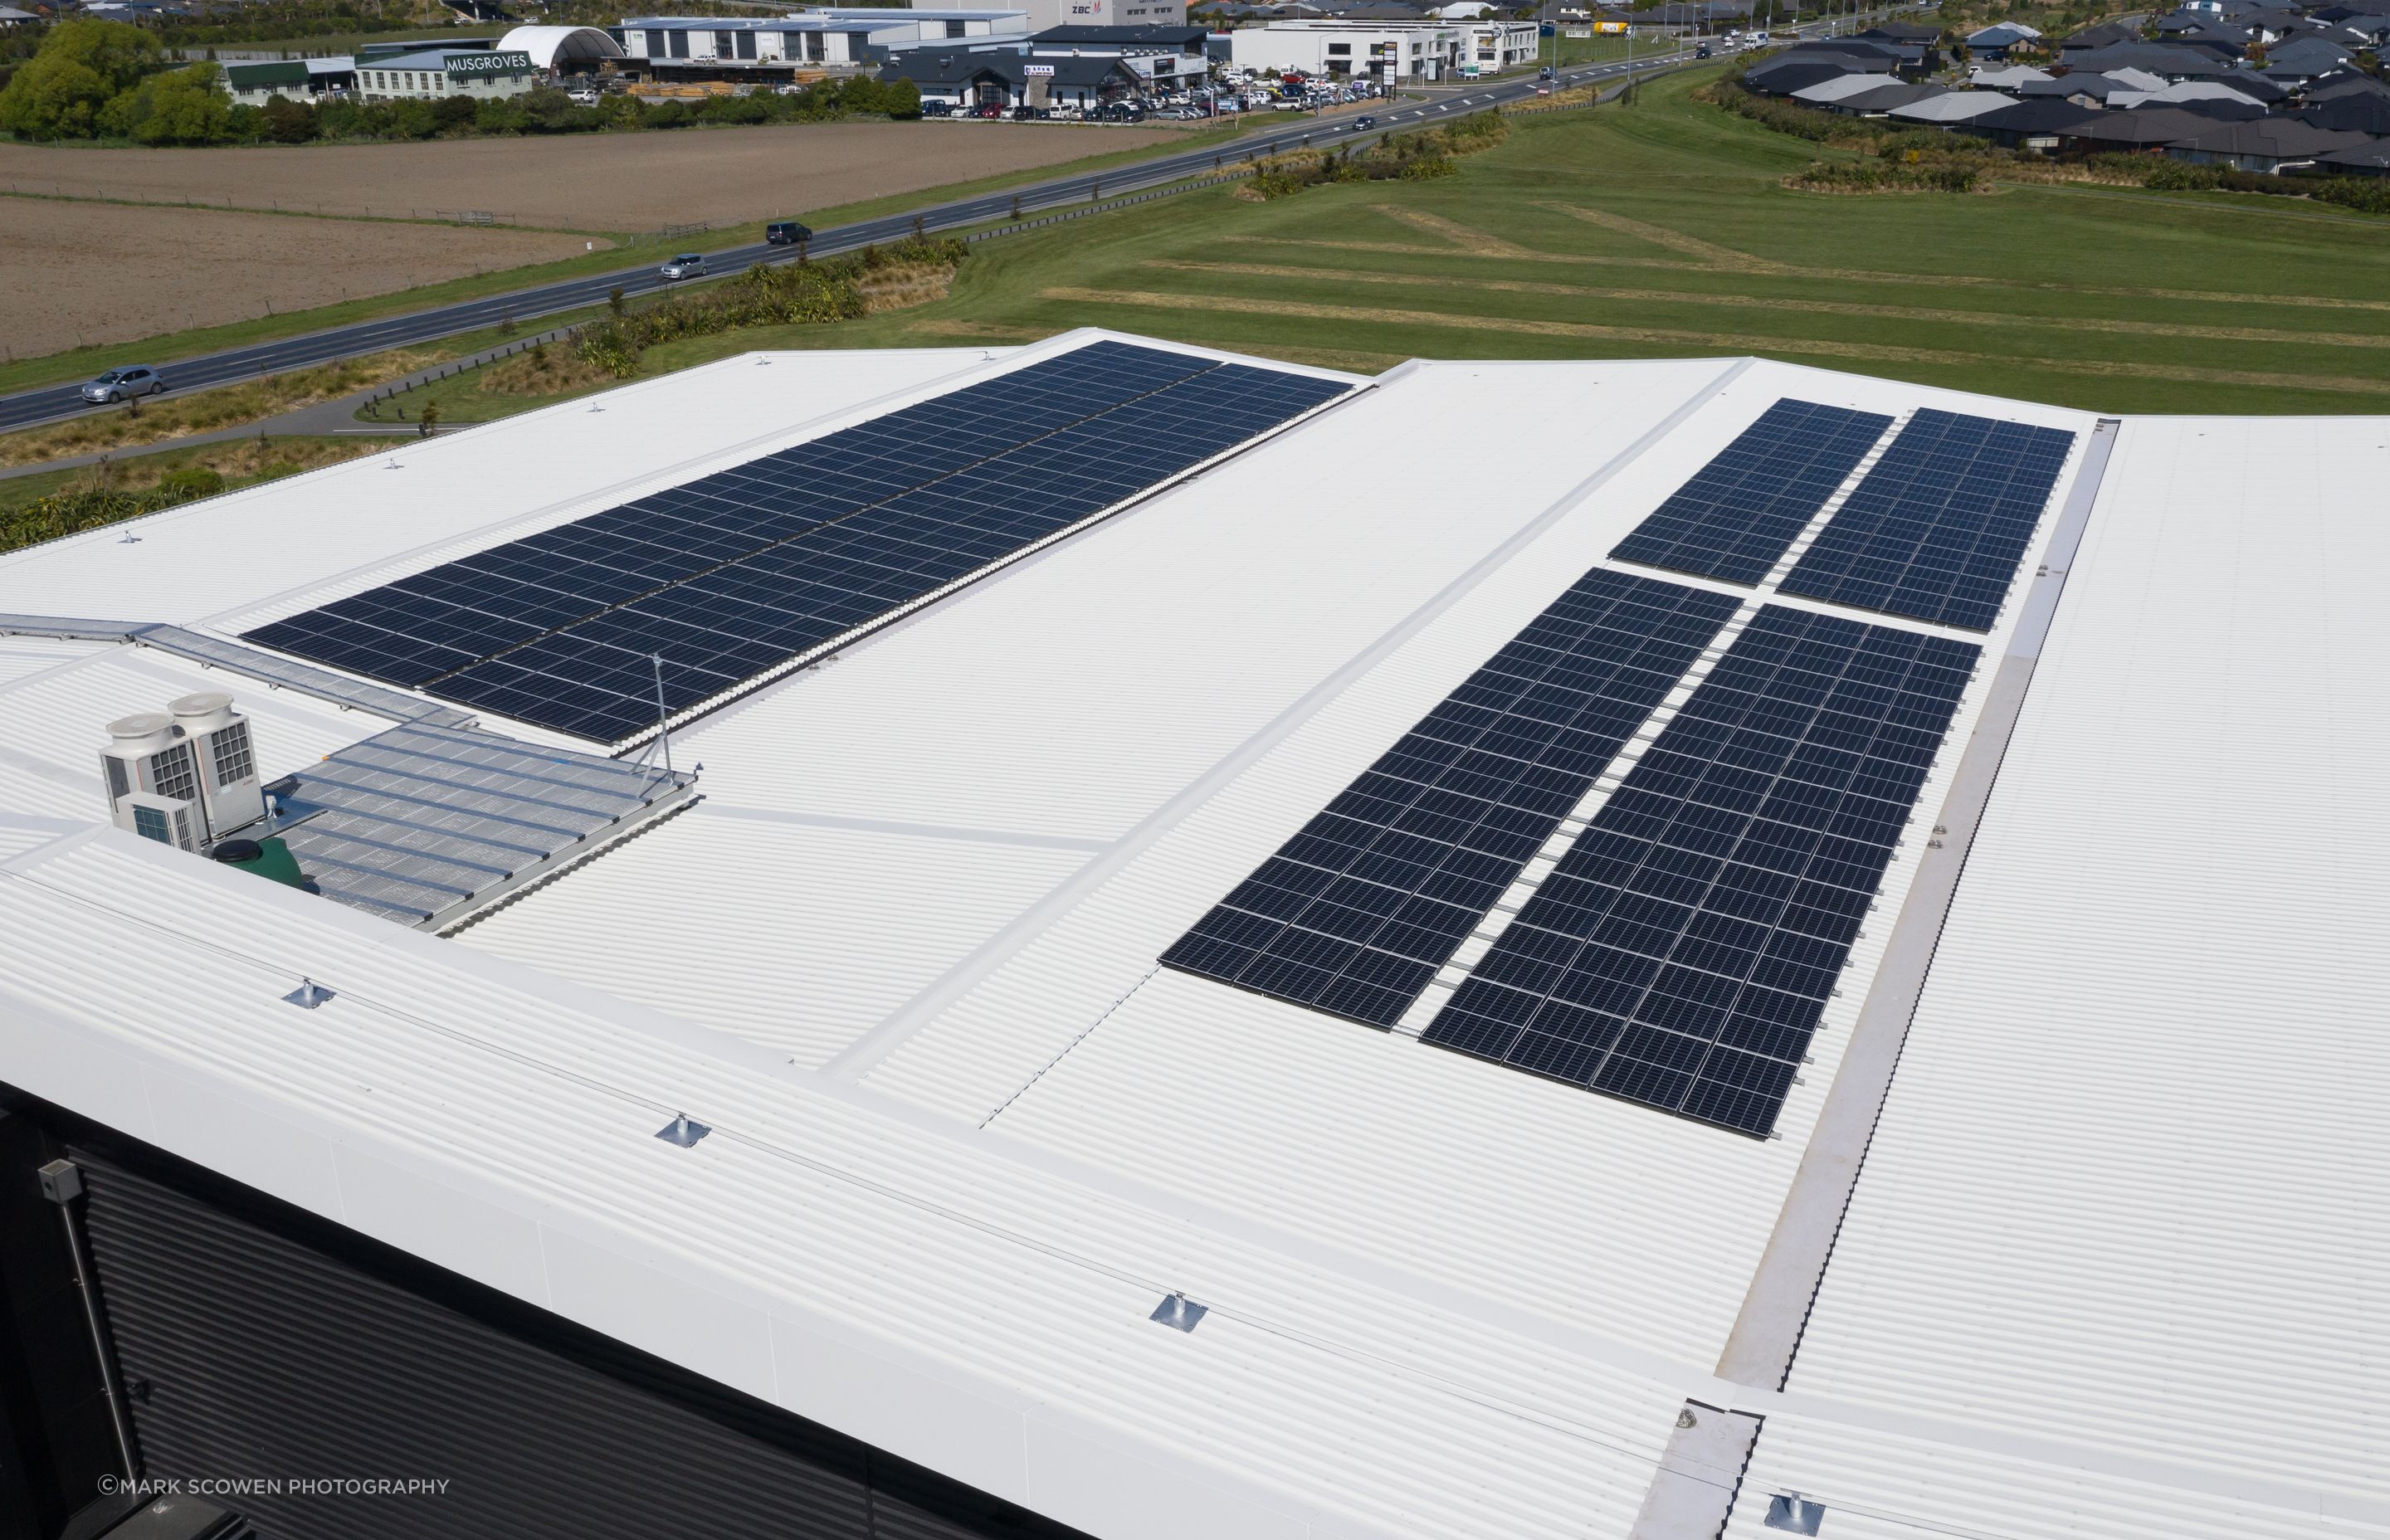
(698, 68, 2390, 416)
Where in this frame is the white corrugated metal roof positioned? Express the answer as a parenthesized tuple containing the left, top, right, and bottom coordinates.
(1723, 416, 2390, 1540)
(0, 340, 2376, 1540)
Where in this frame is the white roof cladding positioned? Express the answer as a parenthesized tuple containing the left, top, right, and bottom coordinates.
(1720, 415, 2390, 1540)
(0, 339, 2377, 1540)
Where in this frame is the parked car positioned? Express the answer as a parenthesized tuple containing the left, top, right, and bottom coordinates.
(81, 366, 164, 404)
(974, 103, 1004, 119)
(658, 253, 707, 281)
(566, 84, 600, 105)
(921, 98, 954, 116)
(764, 221, 812, 246)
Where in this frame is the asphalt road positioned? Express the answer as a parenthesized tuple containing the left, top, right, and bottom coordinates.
(0, 26, 1875, 435)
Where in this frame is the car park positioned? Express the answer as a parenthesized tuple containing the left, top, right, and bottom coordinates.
(658, 254, 707, 281)
(80, 366, 164, 404)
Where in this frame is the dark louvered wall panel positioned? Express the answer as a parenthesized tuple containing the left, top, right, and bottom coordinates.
(70, 1148, 1080, 1540)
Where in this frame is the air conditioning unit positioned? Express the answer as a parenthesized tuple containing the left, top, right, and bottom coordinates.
(99, 694, 267, 850)
(101, 713, 208, 850)
(169, 691, 267, 839)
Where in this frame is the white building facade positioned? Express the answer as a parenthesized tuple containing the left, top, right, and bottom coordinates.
(1229, 18, 1472, 80)
(353, 47, 541, 101)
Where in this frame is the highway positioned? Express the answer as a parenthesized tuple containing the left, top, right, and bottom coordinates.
(0, 26, 1868, 435)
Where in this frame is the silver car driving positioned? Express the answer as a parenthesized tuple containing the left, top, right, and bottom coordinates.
(82, 366, 166, 404)
(658, 254, 709, 281)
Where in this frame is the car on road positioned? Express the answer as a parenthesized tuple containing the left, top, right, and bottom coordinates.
(81, 367, 164, 404)
(658, 254, 708, 281)
(764, 221, 812, 246)
(1695, 41, 1714, 56)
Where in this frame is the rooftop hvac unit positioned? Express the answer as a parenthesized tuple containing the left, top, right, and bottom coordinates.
(99, 694, 266, 851)
(170, 691, 267, 840)
(101, 713, 207, 850)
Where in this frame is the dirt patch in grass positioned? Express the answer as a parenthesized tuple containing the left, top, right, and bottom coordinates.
(0, 200, 593, 360)
(0, 349, 438, 468)
(1044, 285, 2390, 396)
(0, 122, 1180, 231)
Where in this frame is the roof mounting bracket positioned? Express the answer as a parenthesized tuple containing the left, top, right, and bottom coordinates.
(1149, 1292, 1207, 1333)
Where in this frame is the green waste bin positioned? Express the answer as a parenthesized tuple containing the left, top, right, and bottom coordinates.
(207, 836, 311, 891)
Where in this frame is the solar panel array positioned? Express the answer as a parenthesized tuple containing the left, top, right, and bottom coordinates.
(1778, 408, 2075, 631)
(1420, 606, 1979, 1138)
(244, 342, 1349, 742)
(1608, 399, 1892, 586)
(1161, 570, 1741, 1029)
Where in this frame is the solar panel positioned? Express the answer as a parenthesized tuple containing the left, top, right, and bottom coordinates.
(1777, 409, 2075, 631)
(243, 343, 1349, 741)
(1609, 400, 1892, 586)
(1420, 605, 1979, 1138)
(1160, 571, 1742, 1029)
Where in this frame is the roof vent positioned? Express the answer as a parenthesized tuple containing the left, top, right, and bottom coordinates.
(1765, 1494, 1826, 1535)
(1149, 1292, 1207, 1333)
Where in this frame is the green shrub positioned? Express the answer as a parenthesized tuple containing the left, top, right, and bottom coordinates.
(155, 466, 225, 500)
(1399, 154, 1457, 180)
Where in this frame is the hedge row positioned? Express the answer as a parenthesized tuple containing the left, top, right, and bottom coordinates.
(574, 237, 968, 377)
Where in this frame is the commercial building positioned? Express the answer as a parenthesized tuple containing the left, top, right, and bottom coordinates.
(0, 333, 2381, 1540)
(620, 9, 1030, 76)
(913, 0, 1185, 39)
(218, 56, 358, 105)
(1228, 16, 1534, 79)
(352, 46, 543, 102)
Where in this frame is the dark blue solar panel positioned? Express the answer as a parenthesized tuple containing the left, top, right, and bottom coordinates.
(1609, 399, 1891, 586)
(244, 343, 1348, 742)
(1420, 605, 1979, 1138)
(1160, 571, 1742, 1030)
(1778, 409, 2075, 631)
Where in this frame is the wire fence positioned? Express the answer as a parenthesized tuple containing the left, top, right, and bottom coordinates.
(356, 328, 577, 418)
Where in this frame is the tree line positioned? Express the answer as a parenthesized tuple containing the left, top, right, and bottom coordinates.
(0, 20, 922, 145)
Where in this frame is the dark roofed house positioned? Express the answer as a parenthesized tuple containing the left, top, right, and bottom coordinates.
(1822, 79, 1948, 115)
(2300, 90, 2390, 133)
(2066, 105, 2239, 150)
(2306, 71, 2390, 104)
(2165, 117, 2376, 170)
(2317, 139, 2390, 174)
(1965, 96, 2108, 149)
(2066, 41, 2241, 80)
(1965, 21, 2042, 58)
(2059, 20, 2143, 59)
(2260, 34, 2354, 82)
(2018, 71, 2129, 107)
(1744, 58, 1882, 96)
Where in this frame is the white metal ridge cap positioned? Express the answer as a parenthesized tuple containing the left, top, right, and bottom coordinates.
(198, 345, 1028, 639)
(0, 826, 1749, 1414)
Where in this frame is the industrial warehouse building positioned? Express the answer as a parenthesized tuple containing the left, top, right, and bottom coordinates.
(0, 334, 2379, 1540)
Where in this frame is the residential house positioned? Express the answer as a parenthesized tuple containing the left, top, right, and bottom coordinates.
(2164, 115, 2376, 168)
